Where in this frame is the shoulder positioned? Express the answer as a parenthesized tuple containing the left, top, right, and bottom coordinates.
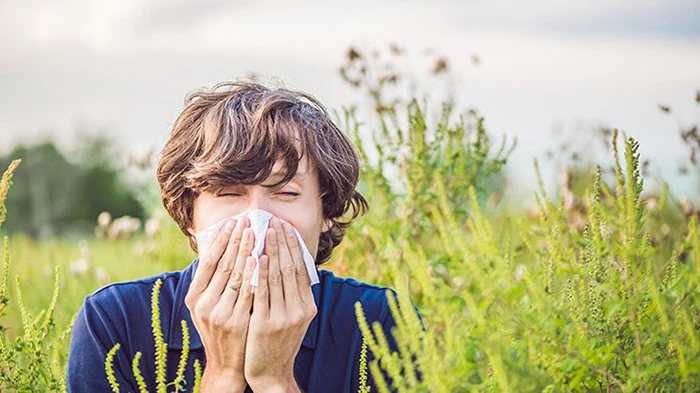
(68, 268, 188, 391)
(84, 268, 182, 311)
(71, 267, 190, 358)
(77, 267, 187, 341)
(317, 269, 399, 323)
(317, 269, 425, 330)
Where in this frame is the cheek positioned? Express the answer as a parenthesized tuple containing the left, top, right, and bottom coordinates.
(279, 216, 323, 254)
(192, 196, 242, 231)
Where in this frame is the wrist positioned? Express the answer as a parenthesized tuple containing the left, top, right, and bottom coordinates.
(201, 368, 246, 393)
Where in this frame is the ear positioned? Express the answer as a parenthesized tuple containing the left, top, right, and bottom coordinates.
(321, 218, 333, 233)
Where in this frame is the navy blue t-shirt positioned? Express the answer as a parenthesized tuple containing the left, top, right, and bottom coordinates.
(66, 258, 424, 392)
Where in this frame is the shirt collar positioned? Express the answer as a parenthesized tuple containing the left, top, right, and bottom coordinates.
(166, 258, 321, 351)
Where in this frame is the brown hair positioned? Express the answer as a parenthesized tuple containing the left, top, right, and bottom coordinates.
(156, 80, 368, 265)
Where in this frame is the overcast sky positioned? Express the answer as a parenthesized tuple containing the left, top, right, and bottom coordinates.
(1, 0, 699, 200)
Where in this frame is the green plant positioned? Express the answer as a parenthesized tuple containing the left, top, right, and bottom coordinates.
(104, 278, 202, 393)
(0, 159, 72, 392)
(353, 129, 700, 391)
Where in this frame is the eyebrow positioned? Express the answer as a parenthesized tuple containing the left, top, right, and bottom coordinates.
(220, 167, 308, 192)
(235, 169, 307, 188)
(268, 169, 308, 180)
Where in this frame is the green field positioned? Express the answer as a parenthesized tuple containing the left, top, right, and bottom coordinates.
(1, 77, 699, 391)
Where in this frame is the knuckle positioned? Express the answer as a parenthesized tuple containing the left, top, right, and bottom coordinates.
(238, 288, 253, 301)
(306, 304, 318, 319)
(230, 235, 242, 248)
(210, 313, 228, 328)
(254, 285, 268, 297)
(281, 263, 296, 277)
(229, 270, 243, 285)
(269, 273, 283, 287)
(200, 256, 216, 269)
(193, 304, 209, 319)
(290, 310, 305, 324)
(216, 261, 234, 274)
(215, 234, 229, 248)
(242, 229, 252, 245)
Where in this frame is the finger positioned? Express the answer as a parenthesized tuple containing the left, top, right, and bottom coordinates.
(232, 256, 257, 317)
(235, 227, 256, 282)
(217, 222, 253, 313)
(274, 219, 301, 310)
(252, 255, 270, 318)
(283, 221, 314, 305)
(189, 218, 236, 296)
(264, 226, 286, 314)
(204, 218, 247, 299)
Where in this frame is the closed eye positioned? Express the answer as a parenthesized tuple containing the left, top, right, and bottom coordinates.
(219, 192, 299, 196)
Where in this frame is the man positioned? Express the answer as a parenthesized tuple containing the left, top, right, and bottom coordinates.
(66, 81, 423, 392)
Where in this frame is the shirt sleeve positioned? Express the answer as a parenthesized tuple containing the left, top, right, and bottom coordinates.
(66, 294, 140, 393)
(360, 288, 426, 392)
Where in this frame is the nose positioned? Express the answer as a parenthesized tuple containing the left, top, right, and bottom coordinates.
(246, 187, 274, 216)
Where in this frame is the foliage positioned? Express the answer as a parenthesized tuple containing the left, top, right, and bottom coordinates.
(0, 136, 145, 239)
(104, 278, 201, 393)
(0, 159, 72, 391)
(351, 128, 700, 391)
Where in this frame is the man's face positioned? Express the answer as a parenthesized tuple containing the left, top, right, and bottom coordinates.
(187, 155, 331, 260)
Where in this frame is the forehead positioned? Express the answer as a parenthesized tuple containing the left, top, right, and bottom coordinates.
(269, 155, 311, 181)
(269, 136, 311, 179)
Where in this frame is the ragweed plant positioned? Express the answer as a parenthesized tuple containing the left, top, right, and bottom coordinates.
(104, 278, 202, 393)
(358, 336, 371, 393)
(0, 159, 72, 392)
(352, 128, 700, 392)
(348, 87, 517, 391)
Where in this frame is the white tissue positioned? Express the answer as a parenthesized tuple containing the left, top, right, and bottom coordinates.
(193, 209, 320, 286)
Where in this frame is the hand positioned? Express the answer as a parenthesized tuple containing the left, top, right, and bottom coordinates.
(244, 217, 317, 392)
(184, 217, 258, 392)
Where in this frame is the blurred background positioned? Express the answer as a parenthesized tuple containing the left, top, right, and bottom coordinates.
(1, 0, 699, 239)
